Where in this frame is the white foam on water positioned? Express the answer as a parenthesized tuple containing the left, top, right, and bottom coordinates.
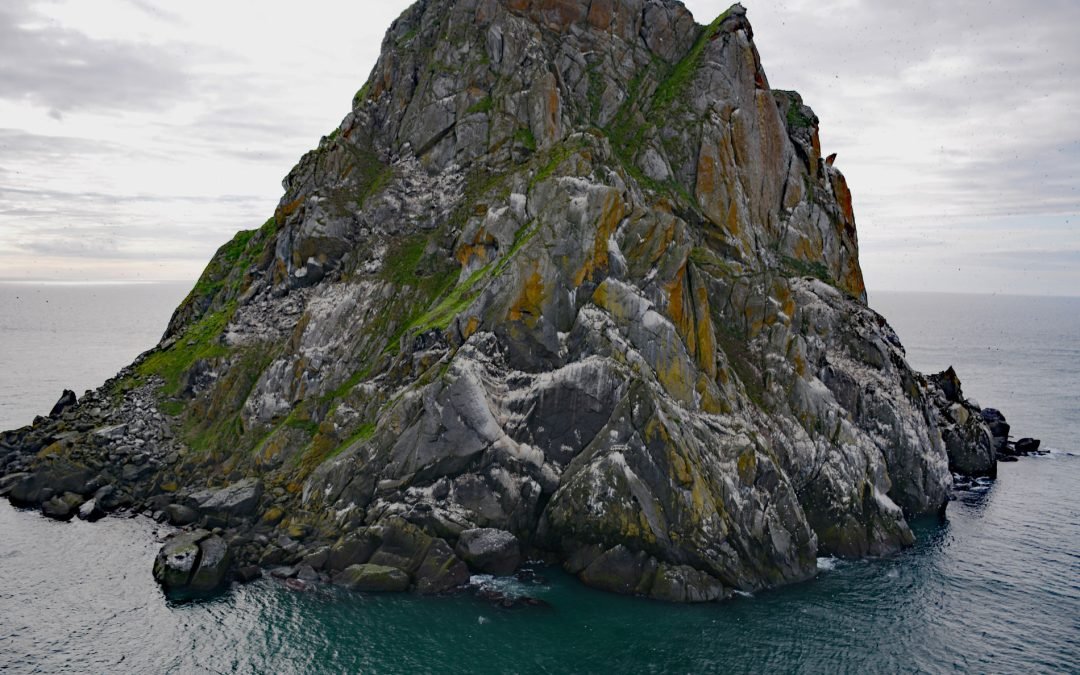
(817, 556, 841, 572)
(468, 573, 541, 599)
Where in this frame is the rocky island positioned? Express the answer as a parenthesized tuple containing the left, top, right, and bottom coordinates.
(0, 0, 1039, 602)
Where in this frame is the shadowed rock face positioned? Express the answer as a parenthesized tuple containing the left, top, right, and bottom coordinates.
(0, 1, 995, 601)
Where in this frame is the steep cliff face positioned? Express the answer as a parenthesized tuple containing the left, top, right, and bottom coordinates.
(1, 0, 992, 601)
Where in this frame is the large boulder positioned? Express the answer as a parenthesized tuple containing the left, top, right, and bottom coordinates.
(93, 484, 131, 512)
(188, 535, 232, 592)
(48, 389, 78, 418)
(153, 530, 205, 590)
(77, 498, 105, 522)
(454, 528, 520, 576)
(414, 539, 470, 594)
(165, 503, 199, 526)
(326, 529, 381, 571)
(186, 479, 263, 527)
(41, 492, 84, 521)
(367, 517, 434, 573)
(7, 461, 94, 507)
(153, 530, 233, 593)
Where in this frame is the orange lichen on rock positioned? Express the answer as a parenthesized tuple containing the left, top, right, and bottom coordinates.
(276, 196, 306, 221)
(696, 140, 741, 239)
(456, 227, 497, 267)
(586, 0, 615, 30)
(829, 170, 856, 231)
(575, 191, 625, 285)
(508, 266, 546, 328)
(463, 316, 481, 340)
(665, 263, 717, 379)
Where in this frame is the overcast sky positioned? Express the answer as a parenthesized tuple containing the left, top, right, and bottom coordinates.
(0, 0, 1076, 296)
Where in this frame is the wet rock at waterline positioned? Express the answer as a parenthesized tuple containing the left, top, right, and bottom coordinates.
(49, 390, 78, 419)
(153, 530, 233, 593)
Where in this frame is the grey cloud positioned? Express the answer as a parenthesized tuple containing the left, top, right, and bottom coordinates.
(124, 0, 183, 24)
(0, 128, 124, 161)
(973, 249, 1080, 270)
(0, 0, 193, 114)
(749, 0, 1080, 225)
(20, 236, 202, 261)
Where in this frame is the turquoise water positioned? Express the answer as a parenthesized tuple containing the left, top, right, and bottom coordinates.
(1, 286, 1078, 673)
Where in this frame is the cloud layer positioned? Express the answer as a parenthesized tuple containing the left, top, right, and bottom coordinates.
(0, 0, 1076, 296)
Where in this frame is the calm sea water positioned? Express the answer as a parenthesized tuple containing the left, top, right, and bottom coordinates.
(0, 284, 1077, 674)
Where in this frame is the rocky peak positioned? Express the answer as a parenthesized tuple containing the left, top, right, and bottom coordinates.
(261, 0, 864, 314)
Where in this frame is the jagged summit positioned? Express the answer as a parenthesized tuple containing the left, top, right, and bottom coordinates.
(1, 0, 998, 602)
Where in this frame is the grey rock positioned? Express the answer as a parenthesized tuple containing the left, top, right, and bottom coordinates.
(188, 535, 232, 592)
(42, 493, 83, 521)
(49, 390, 78, 418)
(166, 503, 199, 526)
(187, 479, 263, 527)
(153, 530, 207, 590)
(94, 485, 130, 512)
(455, 528, 520, 576)
(153, 530, 232, 593)
(327, 530, 380, 571)
(235, 565, 262, 583)
(414, 538, 470, 594)
(296, 564, 320, 582)
(77, 499, 105, 522)
(0, 0, 1027, 605)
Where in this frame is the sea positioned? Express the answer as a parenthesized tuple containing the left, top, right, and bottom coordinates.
(0, 282, 1077, 674)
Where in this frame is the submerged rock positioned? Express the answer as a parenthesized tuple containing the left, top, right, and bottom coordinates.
(1014, 438, 1041, 455)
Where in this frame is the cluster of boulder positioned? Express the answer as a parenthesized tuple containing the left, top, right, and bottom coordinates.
(979, 407, 1045, 461)
(153, 507, 523, 596)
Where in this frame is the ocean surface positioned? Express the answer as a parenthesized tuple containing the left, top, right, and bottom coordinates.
(0, 283, 1077, 674)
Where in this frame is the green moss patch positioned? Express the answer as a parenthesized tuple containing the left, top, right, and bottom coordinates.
(137, 304, 235, 397)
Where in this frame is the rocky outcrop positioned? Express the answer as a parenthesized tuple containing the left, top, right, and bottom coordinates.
(0, 0, 1036, 603)
(930, 367, 996, 477)
(153, 530, 233, 593)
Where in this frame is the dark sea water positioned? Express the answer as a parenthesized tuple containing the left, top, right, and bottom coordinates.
(1, 284, 1077, 674)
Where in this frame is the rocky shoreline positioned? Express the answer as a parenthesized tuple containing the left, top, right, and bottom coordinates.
(0, 364, 1039, 601)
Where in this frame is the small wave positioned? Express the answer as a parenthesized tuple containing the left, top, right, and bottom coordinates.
(1042, 447, 1076, 457)
(816, 556, 841, 572)
(732, 590, 754, 599)
(468, 574, 539, 599)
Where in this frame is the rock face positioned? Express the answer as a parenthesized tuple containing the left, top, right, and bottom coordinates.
(0, 0, 1025, 602)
